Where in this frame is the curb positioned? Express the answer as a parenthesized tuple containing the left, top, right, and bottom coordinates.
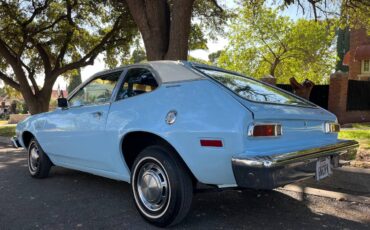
(338, 166, 370, 174)
(279, 184, 370, 205)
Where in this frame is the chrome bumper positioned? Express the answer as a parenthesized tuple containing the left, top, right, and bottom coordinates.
(10, 136, 22, 148)
(231, 140, 359, 189)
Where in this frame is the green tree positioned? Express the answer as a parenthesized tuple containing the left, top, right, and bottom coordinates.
(218, 5, 336, 84)
(0, 0, 136, 114)
(119, 0, 228, 61)
(335, 27, 350, 72)
(67, 69, 82, 93)
(120, 0, 368, 62)
(208, 50, 222, 64)
(281, 0, 369, 30)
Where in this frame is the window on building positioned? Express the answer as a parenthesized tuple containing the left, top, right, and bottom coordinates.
(362, 60, 370, 73)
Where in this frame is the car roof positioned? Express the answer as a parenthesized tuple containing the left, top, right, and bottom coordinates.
(93, 60, 207, 83)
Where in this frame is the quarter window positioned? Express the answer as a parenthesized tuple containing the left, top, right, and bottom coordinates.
(116, 68, 158, 100)
(69, 72, 121, 107)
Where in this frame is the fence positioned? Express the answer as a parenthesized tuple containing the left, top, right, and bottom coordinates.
(276, 84, 329, 109)
(347, 80, 370, 111)
(268, 72, 370, 124)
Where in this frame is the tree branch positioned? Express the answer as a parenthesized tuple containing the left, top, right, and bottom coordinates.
(28, 70, 39, 93)
(21, 0, 50, 26)
(33, 15, 67, 34)
(50, 14, 124, 79)
(0, 71, 20, 90)
(209, 0, 224, 12)
(0, 37, 18, 68)
(35, 43, 52, 75)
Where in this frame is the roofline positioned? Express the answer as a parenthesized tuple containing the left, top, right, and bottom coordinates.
(91, 60, 190, 77)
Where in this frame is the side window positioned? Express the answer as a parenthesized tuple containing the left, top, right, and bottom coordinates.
(69, 71, 121, 107)
(116, 68, 158, 100)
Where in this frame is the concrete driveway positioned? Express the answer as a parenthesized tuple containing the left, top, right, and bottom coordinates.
(0, 143, 369, 229)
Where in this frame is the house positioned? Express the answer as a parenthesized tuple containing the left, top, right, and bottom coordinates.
(343, 28, 370, 80)
(51, 89, 68, 100)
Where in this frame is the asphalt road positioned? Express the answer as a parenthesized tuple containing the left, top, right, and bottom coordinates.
(0, 143, 369, 230)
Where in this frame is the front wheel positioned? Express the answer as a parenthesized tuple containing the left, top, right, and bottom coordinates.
(131, 145, 193, 227)
(28, 138, 52, 178)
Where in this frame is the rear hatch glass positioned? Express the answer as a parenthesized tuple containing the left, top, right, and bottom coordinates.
(195, 67, 314, 107)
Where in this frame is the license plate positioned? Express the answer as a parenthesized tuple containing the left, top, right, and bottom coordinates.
(316, 157, 332, 181)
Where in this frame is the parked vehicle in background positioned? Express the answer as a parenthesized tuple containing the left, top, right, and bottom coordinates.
(12, 61, 358, 227)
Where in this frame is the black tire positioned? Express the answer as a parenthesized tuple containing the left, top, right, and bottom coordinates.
(131, 145, 193, 227)
(27, 138, 52, 178)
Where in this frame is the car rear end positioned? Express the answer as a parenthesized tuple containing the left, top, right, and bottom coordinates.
(192, 64, 358, 189)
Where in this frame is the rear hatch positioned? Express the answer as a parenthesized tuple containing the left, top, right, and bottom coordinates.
(240, 101, 339, 156)
(192, 65, 339, 153)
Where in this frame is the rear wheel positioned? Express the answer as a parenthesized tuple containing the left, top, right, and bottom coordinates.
(131, 145, 193, 227)
(28, 138, 52, 178)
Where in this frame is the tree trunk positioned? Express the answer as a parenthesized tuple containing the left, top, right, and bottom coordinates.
(20, 77, 54, 115)
(22, 91, 52, 114)
(269, 58, 280, 77)
(25, 97, 50, 114)
(164, 0, 193, 60)
(126, 0, 195, 61)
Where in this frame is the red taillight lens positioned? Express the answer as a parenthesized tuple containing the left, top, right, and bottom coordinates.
(249, 124, 282, 137)
(200, 139, 223, 147)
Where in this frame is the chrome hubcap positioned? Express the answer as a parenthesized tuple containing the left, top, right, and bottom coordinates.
(137, 162, 169, 212)
(29, 145, 40, 172)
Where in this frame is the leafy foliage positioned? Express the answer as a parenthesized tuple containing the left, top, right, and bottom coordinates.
(335, 27, 350, 72)
(279, 0, 370, 31)
(208, 50, 222, 64)
(67, 69, 82, 93)
(0, 0, 137, 113)
(217, 4, 336, 84)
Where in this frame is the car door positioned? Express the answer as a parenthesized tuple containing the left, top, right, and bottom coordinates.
(40, 71, 124, 172)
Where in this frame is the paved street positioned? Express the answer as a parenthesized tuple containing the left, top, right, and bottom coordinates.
(0, 143, 369, 230)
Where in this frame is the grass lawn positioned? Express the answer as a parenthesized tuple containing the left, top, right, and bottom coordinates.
(339, 123, 370, 166)
(339, 123, 370, 148)
(0, 124, 16, 137)
(0, 120, 9, 125)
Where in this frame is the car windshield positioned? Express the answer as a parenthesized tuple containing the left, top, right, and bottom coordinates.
(196, 68, 312, 107)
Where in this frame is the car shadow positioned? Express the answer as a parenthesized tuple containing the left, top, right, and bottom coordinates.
(0, 146, 369, 229)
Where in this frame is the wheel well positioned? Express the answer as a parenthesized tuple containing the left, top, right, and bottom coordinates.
(121, 131, 197, 182)
(22, 131, 34, 148)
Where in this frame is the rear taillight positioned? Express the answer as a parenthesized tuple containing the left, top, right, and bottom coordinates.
(324, 122, 340, 133)
(248, 123, 282, 137)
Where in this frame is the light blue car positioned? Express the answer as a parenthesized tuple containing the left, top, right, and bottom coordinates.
(12, 61, 358, 227)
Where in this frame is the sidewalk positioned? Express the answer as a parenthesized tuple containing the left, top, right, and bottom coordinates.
(0, 136, 11, 145)
(280, 167, 370, 204)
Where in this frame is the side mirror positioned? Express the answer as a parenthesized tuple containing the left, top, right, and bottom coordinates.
(57, 98, 68, 108)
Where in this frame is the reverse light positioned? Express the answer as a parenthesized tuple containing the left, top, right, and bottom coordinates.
(248, 123, 282, 137)
(324, 122, 340, 133)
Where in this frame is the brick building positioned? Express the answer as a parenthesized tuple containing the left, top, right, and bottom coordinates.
(343, 28, 370, 80)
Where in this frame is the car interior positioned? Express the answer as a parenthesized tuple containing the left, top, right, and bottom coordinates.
(117, 68, 158, 100)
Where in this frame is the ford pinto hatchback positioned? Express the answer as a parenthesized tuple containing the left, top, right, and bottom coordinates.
(12, 61, 358, 227)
